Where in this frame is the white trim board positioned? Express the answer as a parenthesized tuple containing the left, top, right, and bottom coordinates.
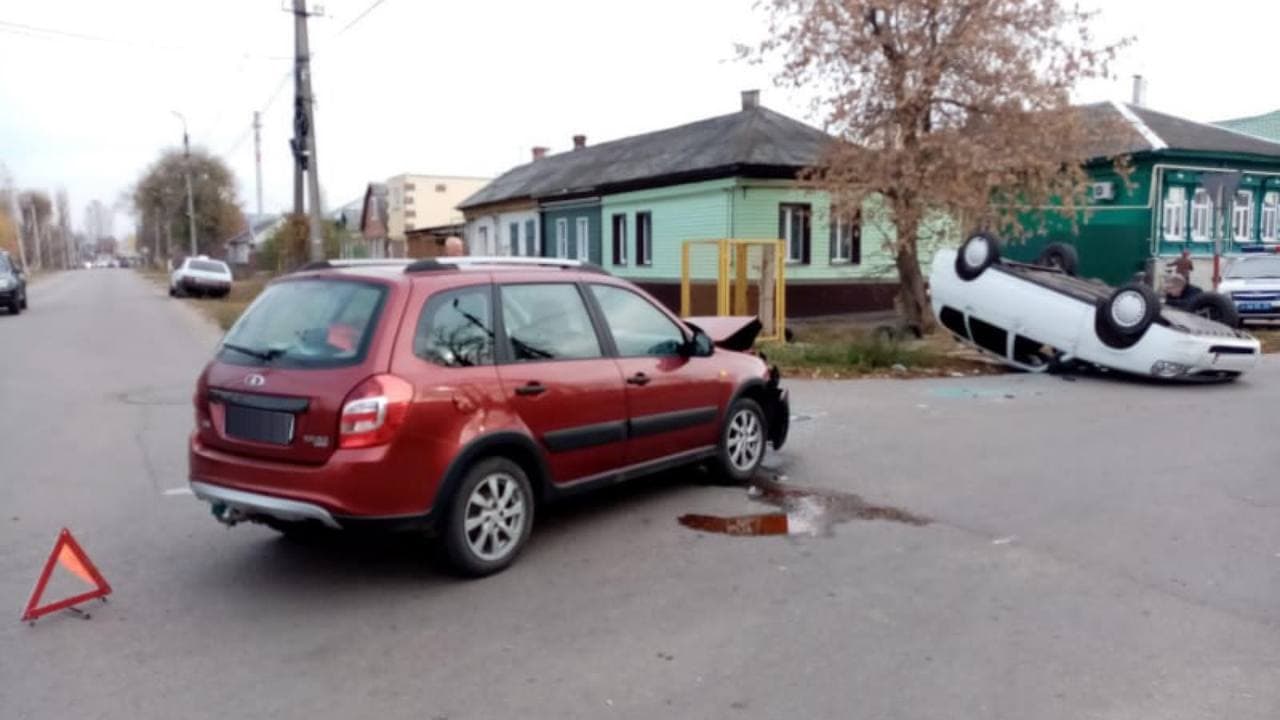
(1112, 101, 1167, 151)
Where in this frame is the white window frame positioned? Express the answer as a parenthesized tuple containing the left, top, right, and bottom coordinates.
(524, 219, 537, 256)
(832, 216, 855, 263)
(1232, 189, 1255, 243)
(507, 221, 520, 257)
(477, 226, 490, 255)
(1190, 188, 1214, 242)
(575, 217, 590, 261)
(1262, 191, 1279, 243)
(555, 218, 569, 258)
(612, 213, 628, 266)
(636, 212, 652, 266)
(780, 204, 811, 263)
(1162, 186, 1187, 242)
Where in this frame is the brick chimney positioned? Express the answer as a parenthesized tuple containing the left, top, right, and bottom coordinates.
(741, 89, 760, 110)
(573, 134, 587, 150)
(532, 146, 549, 161)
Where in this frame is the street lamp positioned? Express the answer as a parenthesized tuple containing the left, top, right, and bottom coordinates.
(171, 110, 198, 257)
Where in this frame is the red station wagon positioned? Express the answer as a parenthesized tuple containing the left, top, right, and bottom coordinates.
(189, 257, 789, 575)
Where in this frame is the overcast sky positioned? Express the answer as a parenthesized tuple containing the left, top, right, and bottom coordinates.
(2, 0, 1278, 238)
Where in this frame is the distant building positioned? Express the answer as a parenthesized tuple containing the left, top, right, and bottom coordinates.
(1216, 110, 1280, 144)
(357, 183, 390, 258)
(224, 214, 285, 265)
(351, 175, 489, 258)
(330, 197, 365, 259)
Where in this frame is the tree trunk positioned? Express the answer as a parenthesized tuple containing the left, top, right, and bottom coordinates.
(892, 222, 936, 334)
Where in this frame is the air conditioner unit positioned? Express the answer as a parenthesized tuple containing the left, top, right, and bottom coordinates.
(1091, 181, 1115, 201)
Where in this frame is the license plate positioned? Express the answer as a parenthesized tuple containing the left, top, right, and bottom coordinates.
(225, 405, 295, 445)
(1238, 302, 1273, 312)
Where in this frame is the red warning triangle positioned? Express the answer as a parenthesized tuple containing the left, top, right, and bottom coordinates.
(21, 528, 112, 622)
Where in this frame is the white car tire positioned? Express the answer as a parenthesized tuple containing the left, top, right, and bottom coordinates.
(955, 234, 1001, 281)
(1036, 242, 1080, 276)
(1095, 283, 1159, 349)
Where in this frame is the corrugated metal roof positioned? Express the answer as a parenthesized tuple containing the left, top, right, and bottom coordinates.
(459, 106, 833, 209)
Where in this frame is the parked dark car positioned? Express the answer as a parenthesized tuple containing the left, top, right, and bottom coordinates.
(0, 252, 28, 314)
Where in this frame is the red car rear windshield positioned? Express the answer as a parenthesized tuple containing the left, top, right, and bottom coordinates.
(218, 278, 387, 368)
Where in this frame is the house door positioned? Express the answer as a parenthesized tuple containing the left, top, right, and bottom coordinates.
(575, 218, 590, 261)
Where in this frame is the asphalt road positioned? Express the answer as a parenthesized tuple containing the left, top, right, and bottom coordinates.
(2, 269, 1278, 720)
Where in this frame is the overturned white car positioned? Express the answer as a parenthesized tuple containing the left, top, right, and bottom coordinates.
(930, 234, 1261, 381)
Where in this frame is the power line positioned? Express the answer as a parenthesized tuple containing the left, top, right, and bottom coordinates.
(0, 17, 291, 60)
(335, 0, 390, 38)
(260, 70, 294, 113)
(221, 71, 291, 157)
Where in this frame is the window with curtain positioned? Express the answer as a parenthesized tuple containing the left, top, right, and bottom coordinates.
(830, 210, 860, 264)
(779, 204, 811, 263)
(1162, 186, 1186, 241)
(1261, 191, 1279, 243)
(1232, 190, 1255, 242)
(1190, 188, 1214, 241)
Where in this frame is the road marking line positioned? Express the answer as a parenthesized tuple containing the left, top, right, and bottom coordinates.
(163, 487, 193, 496)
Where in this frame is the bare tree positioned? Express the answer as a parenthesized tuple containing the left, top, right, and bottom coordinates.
(56, 188, 73, 267)
(18, 190, 52, 271)
(0, 163, 19, 262)
(750, 0, 1129, 331)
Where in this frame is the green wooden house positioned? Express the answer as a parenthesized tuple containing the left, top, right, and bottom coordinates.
(459, 92, 907, 316)
(1005, 102, 1280, 286)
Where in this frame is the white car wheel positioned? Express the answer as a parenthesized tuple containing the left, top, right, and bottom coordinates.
(963, 238, 991, 268)
(1096, 282, 1159, 349)
(1109, 290, 1148, 329)
(955, 234, 1001, 281)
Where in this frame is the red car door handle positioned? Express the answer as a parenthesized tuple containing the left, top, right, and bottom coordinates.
(515, 381, 547, 396)
(626, 372, 651, 386)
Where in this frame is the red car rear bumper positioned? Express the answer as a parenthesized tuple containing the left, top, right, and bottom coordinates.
(188, 433, 446, 523)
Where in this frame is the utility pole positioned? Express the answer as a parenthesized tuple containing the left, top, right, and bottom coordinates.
(253, 111, 264, 218)
(290, 0, 326, 261)
(172, 111, 198, 257)
(290, 10, 305, 216)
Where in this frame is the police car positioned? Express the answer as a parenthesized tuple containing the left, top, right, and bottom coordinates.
(1219, 251, 1280, 323)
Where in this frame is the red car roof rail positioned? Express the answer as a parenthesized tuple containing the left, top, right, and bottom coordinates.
(292, 259, 415, 273)
(404, 257, 610, 275)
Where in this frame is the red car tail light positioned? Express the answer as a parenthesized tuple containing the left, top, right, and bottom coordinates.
(338, 374, 414, 449)
(193, 392, 212, 431)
